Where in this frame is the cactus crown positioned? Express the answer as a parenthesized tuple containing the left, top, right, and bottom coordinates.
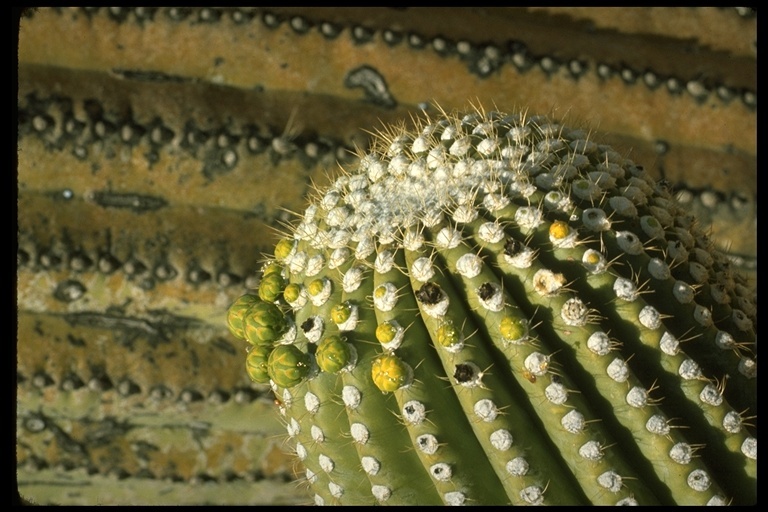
(227, 105, 756, 505)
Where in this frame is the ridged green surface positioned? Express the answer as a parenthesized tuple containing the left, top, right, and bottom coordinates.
(228, 106, 756, 505)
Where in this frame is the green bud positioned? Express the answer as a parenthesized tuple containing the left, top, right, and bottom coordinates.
(245, 345, 272, 383)
(500, 316, 528, 344)
(436, 319, 460, 348)
(330, 302, 352, 325)
(371, 353, 410, 393)
(274, 238, 295, 262)
(376, 321, 398, 345)
(307, 278, 326, 297)
(226, 294, 261, 340)
(243, 300, 287, 345)
(268, 345, 311, 388)
(258, 272, 285, 303)
(283, 282, 302, 304)
(262, 260, 283, 277)
(316, 335, 352, 373)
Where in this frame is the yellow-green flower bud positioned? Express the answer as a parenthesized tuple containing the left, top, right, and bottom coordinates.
(500, 316, 529, 344)
(375, 320, 404, 351)
(371, 354, 411, 393)
(245, 345, 272, 383)
(274, 238, 295, 262)
(373, 284, 388, 300)
(436, 319, 460, 348)
(243, 300, 287, 345)
(376, 321, 398, 345)
(268, 345, 311, 388)
(262, 260, 283, 277)
(258, 272, 285, 303)
(316, 335, 352, 374)
(283, 282, 302, 304)
(549, 220, 570, 241)
(330, 302, 352, 325)
(226, 294, 261, 340)
(307, 278, 325, 297)
(306, 277, 332, 306)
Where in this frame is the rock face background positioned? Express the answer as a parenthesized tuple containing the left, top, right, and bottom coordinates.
(16, 7, 755, 505)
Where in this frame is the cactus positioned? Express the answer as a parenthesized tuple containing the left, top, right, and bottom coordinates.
(227, 105, 756, 505)
(18, 8, 755, 504)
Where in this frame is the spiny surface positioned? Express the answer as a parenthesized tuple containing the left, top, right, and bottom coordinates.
(233, 105, 756, 505)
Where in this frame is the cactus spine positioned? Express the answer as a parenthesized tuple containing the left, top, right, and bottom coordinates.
(227, 105, 756, 505)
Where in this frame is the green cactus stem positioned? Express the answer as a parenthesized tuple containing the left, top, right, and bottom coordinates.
(227, 105, 756, 505)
